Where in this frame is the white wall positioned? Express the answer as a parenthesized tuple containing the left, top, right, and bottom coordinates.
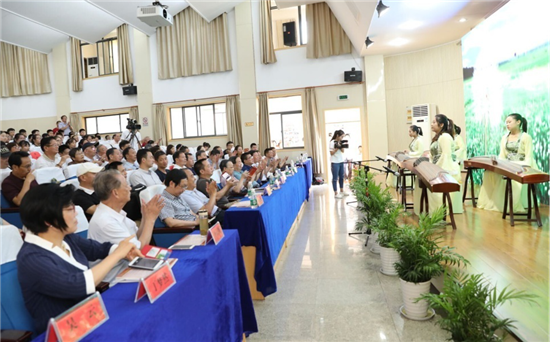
(251, 1, 364, 93)
(150, 10, 240, 104)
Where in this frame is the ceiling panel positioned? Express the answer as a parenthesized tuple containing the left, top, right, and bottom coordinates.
(1, 9, 68, 53)
(1, 0, 123, 43)
(89, 0, 190, 36)
(188, 1, 243, 22)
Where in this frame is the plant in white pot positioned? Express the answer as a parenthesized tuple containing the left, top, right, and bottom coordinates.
(376, 204, 404, 276)
(390, 206, 469, 320)
(420, 270, 537, 341)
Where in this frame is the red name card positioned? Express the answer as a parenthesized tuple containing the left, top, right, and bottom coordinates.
(135, 263, 176, 304)
(46, 292, 108, 342)
(256, 194, 264, 207)
(206, 222, 224, 245)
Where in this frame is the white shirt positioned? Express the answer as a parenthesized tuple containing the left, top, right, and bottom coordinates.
(88, 203, 141, 248)
(329, 141, 345, 163)
(1, 168, 11, 183)
(108, 140, 120, 149)
(121, 130, 141, 151)
(129, 168, 162, 187)
(122, 159, 139, 171)
(57, 122, 71, 136)
(34, 153, 61, 169)
(181, 189, 219, 215)
(29, 145, 42, 153)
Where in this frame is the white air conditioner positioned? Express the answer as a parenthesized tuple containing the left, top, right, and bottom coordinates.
(411, 103, 436, 150)
(86, 57, 99, 77)
(137, 5, 173, 27)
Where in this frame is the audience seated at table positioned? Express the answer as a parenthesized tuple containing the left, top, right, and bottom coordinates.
(72, 163, 102, 221)
(129, 149, 161, 187)
(158, 169, 201, 228)
(195, 158, 235, 209)
(17, 183, 141, 333)
(181, 168, 224, 223)
(220, 159, 249, 197)
(2, 151, 39, 206)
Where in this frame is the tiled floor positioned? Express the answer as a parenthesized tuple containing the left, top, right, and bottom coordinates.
(248, 185, 451, 342)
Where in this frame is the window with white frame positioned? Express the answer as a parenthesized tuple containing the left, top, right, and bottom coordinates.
(81, 29, 119, 79)
(85, 113, 129, 135)
(268, 95, 304, 149)
(170, 103, 227, 139)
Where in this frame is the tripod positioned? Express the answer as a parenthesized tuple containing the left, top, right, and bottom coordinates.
(126, 129, 140, 150)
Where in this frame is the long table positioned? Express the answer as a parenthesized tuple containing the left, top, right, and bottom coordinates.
(223, 166, 308, 297)
(301, 159, 313, 200)
(33, 231, 257, 342)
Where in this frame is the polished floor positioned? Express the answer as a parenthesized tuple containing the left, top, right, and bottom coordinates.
(248, 183, 549, 342)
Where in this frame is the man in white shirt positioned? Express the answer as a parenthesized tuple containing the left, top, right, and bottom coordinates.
(34, 137, 68, 169)
(29, 134, 42, 153)
(121, 128, 141, 151)
(170, 150, 187, 170)
(129, 149, 161, 187)
(181, 168, 220, 217)
(207, 149, 222, 170)
(122, 147, 139, 170)
(57, 115, 72, 136)
(106, 148, 123, 164)
(88, 170, 164, 250)
(109, 133, 122, 149)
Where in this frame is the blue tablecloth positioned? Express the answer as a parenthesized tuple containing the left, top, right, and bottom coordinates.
(223, 167, 307, 297)
(33, 231, 257, 342)
(302, 159, 313, 200)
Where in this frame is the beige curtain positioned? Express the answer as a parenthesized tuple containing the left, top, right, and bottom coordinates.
(226, 96, 243, 144)
(117, 24, 134, 85)
(306, 2, 352, 59)
(129, 106, 139, 121)
(70, 37, 83, 92)
(258, 93, 271, 152)
(304, 88, 324, 175)
(70, 113, 81, 132)
(0, 42, 52, 97)
(157, 8, 232, 79)
(153, 104, 168, 144)
(260, 0, 277, 64)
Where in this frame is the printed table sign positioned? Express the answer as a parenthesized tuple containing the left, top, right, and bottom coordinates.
(135, 263, 176, 304)
(264, 186, 273, 196)
(206, 222, 224, 245)
(256, 194, 264, 207)
(45, 292, 108, 342)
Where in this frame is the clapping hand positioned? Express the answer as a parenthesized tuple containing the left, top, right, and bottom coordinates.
(207, 180, 218, 196)
(141, 194, 165, 221)
(116, 235, 138, 260)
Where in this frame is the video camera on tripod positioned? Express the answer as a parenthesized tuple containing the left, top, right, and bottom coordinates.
(126, 118, 141, 132)
(334, 140, 349, 149)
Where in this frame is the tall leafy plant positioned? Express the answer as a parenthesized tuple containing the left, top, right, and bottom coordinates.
(420, 270, 537, 341)
(375, 202, 404, 248)
(390, 206, 469, 283)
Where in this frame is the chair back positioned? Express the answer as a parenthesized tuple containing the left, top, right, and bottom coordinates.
(211, 169, 222, 183)
(34, 167, 66, 184)
(166, 154, 174, 167)
(60, 178, 79, 188)
(64, 164, 80, 179)
(139, 184, 166, 203)
(126, 170, 136, 184)
(75, 205, 89, 238)
(1, 225, 34, 332)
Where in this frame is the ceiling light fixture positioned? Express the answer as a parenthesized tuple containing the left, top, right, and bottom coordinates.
(376, 0, 390, 18)
(388, 38, 409, 46)
(459, 18, 467, 22)
(365, 37, 374, 48)
(399, 20, 423, 30)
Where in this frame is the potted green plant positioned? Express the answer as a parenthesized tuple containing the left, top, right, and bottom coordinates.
(376, 203, 403, 276)
(420, 270, 537, 341)
(390, 206, 468, 320)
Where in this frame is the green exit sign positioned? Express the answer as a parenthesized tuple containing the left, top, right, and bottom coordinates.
(338, 95, 349, 100)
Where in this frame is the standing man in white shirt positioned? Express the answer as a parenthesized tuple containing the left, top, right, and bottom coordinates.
(34, 137, 68, 169)
(57, 115, 72, 136)
(121, 127, 141, 152)
(129, 149, 161, 187)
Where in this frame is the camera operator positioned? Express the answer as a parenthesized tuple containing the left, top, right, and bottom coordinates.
(329, 130, 349, 199)
(121, 119, 142, 151)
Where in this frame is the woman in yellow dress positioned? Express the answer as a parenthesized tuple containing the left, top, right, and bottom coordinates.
(414, 114, 463, 215)
(477, 113, 534, 213)
(386, 125, 425, 188)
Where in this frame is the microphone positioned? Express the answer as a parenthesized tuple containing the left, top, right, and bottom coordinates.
(376, 156, 387, 162)
(383, 166, 400, 176)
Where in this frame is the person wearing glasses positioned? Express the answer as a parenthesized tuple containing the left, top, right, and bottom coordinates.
(34, 136, 69, 169)
(17, 183, 142, 333)
(159, 169, 200, 228)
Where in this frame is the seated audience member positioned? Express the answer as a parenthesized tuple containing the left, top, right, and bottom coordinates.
(119, 140, 130, 151)
(194, 159, 235, 209)
(129, 149, 161, 187)
(14, 133, 26, 144)
(165, 144, 175, 156)
(2, 151, 38, 206)
(35, 137, 68, 169)
(7, 142, 20, 152)
(18, 140, 31, 152)
(181, 169, 222, 221)
(154, 151, 168, 182)
(17, 183, 141, 333)
(234, 145, 243, 158)
(29, 134, 42, 153)
(202, 142, 211, 155)
(159, 170, 200, 228)
(78, 128, 86, 141)
(6, 128, 15, 141)
(122, 147, 139, 170)
(73, 163, 102, 220)
(170, 150, 187, 170)
(59, 144, 71, 167)
(196, 149, 206, 161)
(149, 145, 161, 156)
(104, 161, 127, 178)
(46, 129, 54, 137)
(88, 170, 164, 249)
(106, 147, 123, 163)
(185, 152, 196, 175)
(196, 145, 204, 152)
(208, 148, 222, 170)
(179, 145, 189, 154)
(0, 131, 9, 143)
(250, 143, 258, 151)
(82, 143, 102, 166)
(224, 141, 234, 158)
(96, 145, 108, 165)
(229, 156, 244, 180)
(68, 147, 85, 166)
(109, 133, 121, 149)
(54, 134, 64, 146)
(1, 144, 11, 181)
(220, 160, 248, 196)
(66, 138, 77, 149)
(241, 152, 254, 172)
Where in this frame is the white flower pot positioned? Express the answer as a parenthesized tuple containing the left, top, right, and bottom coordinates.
(399, 279, 434, 320)
(369, 232, 380, 254)
(379, 246, 400, 276)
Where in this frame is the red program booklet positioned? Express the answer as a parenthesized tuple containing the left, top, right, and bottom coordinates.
(141, 245, 172, 260)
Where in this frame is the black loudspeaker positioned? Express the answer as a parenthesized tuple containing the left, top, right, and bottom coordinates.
(122, 84, 138, 96)
(283, 21, 297, 47)
(344, 68, 363, 82)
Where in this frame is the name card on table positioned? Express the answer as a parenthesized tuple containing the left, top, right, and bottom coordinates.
(264, 186, 273, 196)
(280, 173, 287, 184)
(135, 264, 176, 304)
(206, 222, 224, 245)
(256, 194, 264, 207)
(46, 292, 108, 342)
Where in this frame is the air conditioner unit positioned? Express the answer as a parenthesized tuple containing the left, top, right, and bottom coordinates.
(137, 5, 173, 27)
(411, 103, 436, 150)
(86, 57, 99, 78)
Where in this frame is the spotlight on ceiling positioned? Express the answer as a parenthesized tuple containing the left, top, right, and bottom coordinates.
(376, 0, 390, 18)
(365, 37, 374, 48)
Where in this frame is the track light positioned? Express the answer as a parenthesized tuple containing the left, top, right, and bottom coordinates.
(376, 0, 389, 18)
(365, 37, 374, 48)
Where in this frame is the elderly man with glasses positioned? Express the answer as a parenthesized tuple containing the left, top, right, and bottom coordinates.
(158, 169, 200, 229)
